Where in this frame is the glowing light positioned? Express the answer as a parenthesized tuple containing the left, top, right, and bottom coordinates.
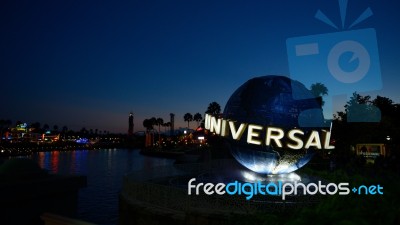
(76, 138, 89, 144)
(288, 173, 301, 181)
(242, 171, 256, 181)
(272, 163, 290, 174)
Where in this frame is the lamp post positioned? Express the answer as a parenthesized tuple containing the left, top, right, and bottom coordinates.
(385, 135, 391, 158)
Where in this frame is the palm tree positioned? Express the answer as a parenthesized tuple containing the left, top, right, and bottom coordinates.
(143, 119, 153, 131)
(310, 83, 328, 106)
(165, 122, 171, 134)
(156, 118, 163, 144)
(193, 113, 203, 127)
(184, 113, 193, 129)
(53, 125, 58, 132)
(206, 102, 221, 115)
(150, 117, 157, 130)
(162, 123, 167, 133)
(156, 118, 164, 133)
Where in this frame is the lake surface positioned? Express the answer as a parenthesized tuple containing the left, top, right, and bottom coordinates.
(27, 149, 175, 225)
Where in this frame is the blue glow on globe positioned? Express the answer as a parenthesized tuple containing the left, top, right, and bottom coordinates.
(223, 75, 325, 174)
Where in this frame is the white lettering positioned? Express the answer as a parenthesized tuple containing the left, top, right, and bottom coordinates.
(247, 124, 263, 145)
(266, 127, 284, 147)
(304, 131, 322, 149)
(323, 131, 335, 149)
(287, 129, 304, 149)
(204, 114, 334, 150)
(229, 121, 247, 140)
(210, 117, 222, 134)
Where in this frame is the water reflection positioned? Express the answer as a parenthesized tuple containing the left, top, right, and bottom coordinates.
(28, 149, 174, 225)
(51, 151, 59, 173)
(38, 152, 46, 169)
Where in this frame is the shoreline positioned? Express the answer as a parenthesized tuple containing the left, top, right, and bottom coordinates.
(0, 142, 137, 158)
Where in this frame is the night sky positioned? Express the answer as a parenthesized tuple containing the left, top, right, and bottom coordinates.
(1, 0, 399, 133)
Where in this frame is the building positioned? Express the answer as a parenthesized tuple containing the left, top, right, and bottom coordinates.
(128, 112, 134, 136)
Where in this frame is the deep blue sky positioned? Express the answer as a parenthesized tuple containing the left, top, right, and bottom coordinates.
(1, 0, 399, 132)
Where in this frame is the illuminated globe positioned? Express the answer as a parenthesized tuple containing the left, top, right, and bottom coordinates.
(223, 75, 325, 174)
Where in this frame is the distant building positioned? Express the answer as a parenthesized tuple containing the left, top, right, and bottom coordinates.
(356, 143, 387, 164)
(5, 123, 60, 143)
(128, 112, 134, 136)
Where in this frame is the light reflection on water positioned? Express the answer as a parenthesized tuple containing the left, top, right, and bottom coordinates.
(29, 149, 174, 225)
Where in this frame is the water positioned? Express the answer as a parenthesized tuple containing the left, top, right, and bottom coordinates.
(27, 149, 175, 225)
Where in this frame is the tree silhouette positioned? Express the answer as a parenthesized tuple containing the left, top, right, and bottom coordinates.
(206, 102, 221, 115)
(341, 92, 380, 122)
(156, 118, 164, 133)
(193, 113, 203, 127)
(372, 96, 396, 117)
(184, 113, 193, 128)
(332, 93, 400, 155)
(150, 117, 157, 129)
(162, 122, 167, 133)
(143, 119, 153, 131)
(164, 122, 171, 133)
(156, 118, 163, 144)
(310, 82, 328, 106)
